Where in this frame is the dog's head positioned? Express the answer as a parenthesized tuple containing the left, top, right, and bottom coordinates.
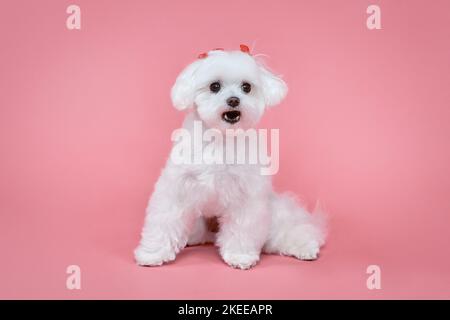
(171, 46, 287, 130)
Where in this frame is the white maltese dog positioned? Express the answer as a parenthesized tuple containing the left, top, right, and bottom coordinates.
(135, 45, 326, 269)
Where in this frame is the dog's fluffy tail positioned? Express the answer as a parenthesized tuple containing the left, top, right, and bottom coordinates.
(310, 199, 329, 244)
(265, 192, 328, 253)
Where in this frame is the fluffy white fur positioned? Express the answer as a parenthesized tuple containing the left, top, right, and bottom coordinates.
(134, 49, 326, 269)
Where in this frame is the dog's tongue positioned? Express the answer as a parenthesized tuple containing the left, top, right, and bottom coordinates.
(222, 110, 241, 123)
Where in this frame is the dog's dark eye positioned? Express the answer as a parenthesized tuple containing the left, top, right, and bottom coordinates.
(241, 82, 251, 93)
(210, 82, 221, 93)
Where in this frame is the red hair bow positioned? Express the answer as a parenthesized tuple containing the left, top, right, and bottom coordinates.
(198, 44, 251, 59)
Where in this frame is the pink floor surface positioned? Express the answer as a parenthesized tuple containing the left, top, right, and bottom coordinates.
(1, 198, 449, 299)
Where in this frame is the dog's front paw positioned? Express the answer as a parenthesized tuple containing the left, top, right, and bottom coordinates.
(134, 245, 176, 266)
(221, 252, 260, 270)
(289, 240, 320, 261)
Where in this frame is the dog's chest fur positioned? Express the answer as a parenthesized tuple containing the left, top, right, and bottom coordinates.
(178, 162, 269, 219)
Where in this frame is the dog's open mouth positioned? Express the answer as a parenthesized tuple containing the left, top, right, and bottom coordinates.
(221, 110, 241, 124)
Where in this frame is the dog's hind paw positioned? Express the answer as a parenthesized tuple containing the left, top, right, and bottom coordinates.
(289, 240, 320, 261)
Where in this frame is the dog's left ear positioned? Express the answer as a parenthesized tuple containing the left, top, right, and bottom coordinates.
(171, 59, 203, 110)
(259, 66, 288, 107)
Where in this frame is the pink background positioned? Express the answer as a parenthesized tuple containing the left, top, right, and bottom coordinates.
(1, 0, 450, 299)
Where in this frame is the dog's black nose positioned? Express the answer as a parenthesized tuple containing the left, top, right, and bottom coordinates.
(226, 97, 240, 108)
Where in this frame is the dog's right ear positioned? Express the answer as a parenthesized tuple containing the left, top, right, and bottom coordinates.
(170, 59, 203, 110)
